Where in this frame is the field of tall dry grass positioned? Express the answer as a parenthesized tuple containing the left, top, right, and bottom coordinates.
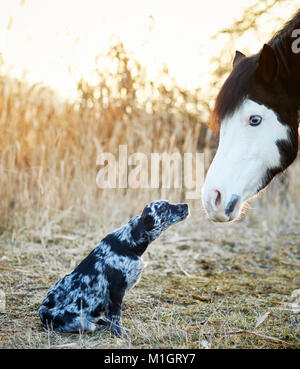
(0, 42, 214, 229)
(0, 42, 299, 349)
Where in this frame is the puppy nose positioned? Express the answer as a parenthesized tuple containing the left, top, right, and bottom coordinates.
(182, 204, 188, 211)
(179, 203, 188, 214)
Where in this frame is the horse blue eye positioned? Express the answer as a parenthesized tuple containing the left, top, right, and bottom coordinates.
(249, 115, 262, 126)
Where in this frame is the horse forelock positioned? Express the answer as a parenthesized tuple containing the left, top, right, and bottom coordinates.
(210, 55, 258, 135)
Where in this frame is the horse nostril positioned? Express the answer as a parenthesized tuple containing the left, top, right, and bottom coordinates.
(214, 190, 221, 208)
(225, 194, 241, 216)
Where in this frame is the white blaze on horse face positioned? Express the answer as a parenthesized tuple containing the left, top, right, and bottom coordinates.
(202, 99, 289, 222)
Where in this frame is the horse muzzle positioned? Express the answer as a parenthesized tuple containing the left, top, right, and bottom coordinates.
(202, 188, 242, 222)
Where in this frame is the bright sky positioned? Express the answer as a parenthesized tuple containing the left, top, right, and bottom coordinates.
(0, 0, 295, 100)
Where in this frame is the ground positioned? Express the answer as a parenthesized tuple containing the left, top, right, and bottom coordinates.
(0, 183, 299, 349)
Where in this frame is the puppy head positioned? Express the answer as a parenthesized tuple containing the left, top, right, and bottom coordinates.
(140, 200, 189, 238)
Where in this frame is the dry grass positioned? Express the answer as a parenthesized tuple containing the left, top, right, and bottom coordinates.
(0, 171, 299, 349)
(0, 42, 213, 231)
(0, 43, 299, 349)
(0, 182, 299, 349)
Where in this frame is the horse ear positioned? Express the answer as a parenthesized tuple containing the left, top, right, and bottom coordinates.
(257, 44, 278, 84)
(233, 50, 246, 67)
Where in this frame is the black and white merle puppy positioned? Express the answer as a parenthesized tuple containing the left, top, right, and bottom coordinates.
(39, 200, 188, 336)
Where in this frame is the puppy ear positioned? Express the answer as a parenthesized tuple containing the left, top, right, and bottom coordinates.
(143, 215, 155, 231)
(233, 50, 246, 67)
(131, 221, 146, 242)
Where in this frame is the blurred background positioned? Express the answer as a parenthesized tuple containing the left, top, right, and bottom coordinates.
(0, 0, 299, 228)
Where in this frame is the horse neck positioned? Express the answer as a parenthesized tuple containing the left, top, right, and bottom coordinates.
(271, 13, 300, 102)
(279, 48, 300, 96)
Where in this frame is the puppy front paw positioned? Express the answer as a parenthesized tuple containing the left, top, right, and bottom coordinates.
(110, 323, 123, 337)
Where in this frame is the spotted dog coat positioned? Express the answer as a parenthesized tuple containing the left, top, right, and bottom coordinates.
(39, 201, 188, 336)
